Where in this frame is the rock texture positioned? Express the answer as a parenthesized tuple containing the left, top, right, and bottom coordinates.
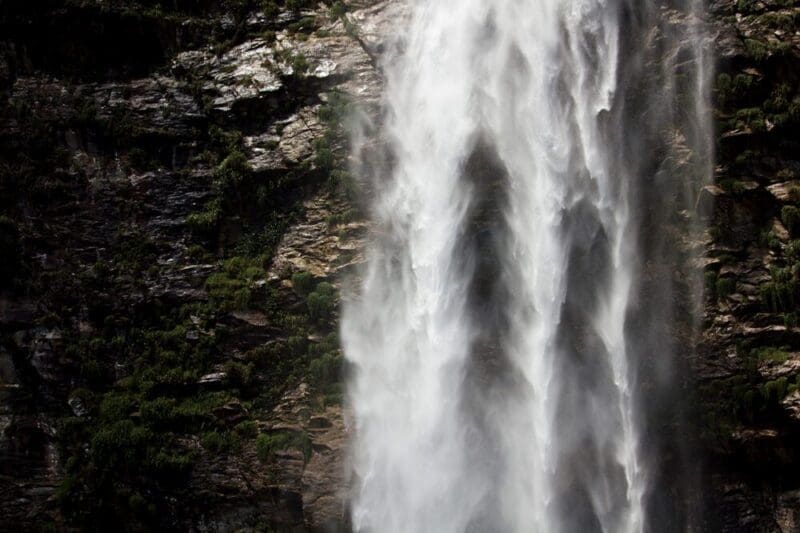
(0, 1, 390, 530)
(698, 1, 800, 530)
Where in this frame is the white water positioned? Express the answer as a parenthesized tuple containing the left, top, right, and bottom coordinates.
(343, 1, 710, 532)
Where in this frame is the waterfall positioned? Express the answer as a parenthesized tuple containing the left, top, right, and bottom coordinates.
(342, 1, 711, 532)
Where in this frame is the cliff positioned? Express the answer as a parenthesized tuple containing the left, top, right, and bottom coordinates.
(2, 0, 800, 531)
(697, 0, 800, 530)
(0, 0, 391, 530)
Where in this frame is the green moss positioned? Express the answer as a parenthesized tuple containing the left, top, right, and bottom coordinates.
(285, 0, 314, 12)
(234, 420, 258, 438)
(313, 136, 335, 171)
(201, 430, 238, 454)
(327, 208, 358, 226)
(205, 272, 251, 311)
(140, 397, 178, 431)
(705, 270, 719, 301)
(214, 150, 251, 189)
(111, 231, 159, 274)
(762, 377, 790, 404)
(760, 229, 782, 250)
(735, 149, 759, 167)
(737, 0, 756, 12)
(744, 38, 771, 62)
(318, 91, 352, 128)
(719, 179, 749, 195)
(765, 82, 792, 114)
(752, 346, 792, 363)
(309, 352, 343, 386)
(89, 420, 152, 468)
(716, 277, 736, 300)
(760, 267, 797, 312)
(292, 52, 311, 73)
(734, 107, 767, 132)
(224, 361, 255, 390)
(286, 335, 307, 356)
(291, 271, 315, 296)
(307, 332, 338, 358)
(256, 430, 312, 463)
(782, 206, 800, 236)
(788, 240, 800, 263)
(288, 16, 317, 33)
(307, 282, 336, 323)
(187, 244, 213, 262)
(330, 1, 347, 18)
(186, 198, 223, 235)
(233, 220, 287, 259)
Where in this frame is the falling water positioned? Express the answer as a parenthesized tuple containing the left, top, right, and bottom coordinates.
(343, 0, 711, 532)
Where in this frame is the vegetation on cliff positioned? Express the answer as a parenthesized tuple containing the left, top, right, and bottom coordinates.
(0, 0, 363, 529)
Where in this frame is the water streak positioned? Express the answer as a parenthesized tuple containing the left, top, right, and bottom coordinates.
(343, 1, 711, 531)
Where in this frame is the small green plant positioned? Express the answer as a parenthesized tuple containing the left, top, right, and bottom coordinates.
(201, 431, 235, 454)
(752, 346, 792, 363)
(789, 240, 800, 263)
(719, 179, 748, 195)
(288, 16, 317, 33)
(744, 39, 769, 62)
(291, 53, 311, 74)
(762, 377, 790, 405)
(734, 107, 766, 132)
(256, 431, 312, 463)
(716, 277, 736, 300)
(331, 1, 347, 18)
(307, 282, 336, 323)
(782, 206, 800, 236)
(234, 420, 258, 438)
(705, 270, 719, 301)
(187, 198, 223, 235)
(214, 150, 251, 190)
(309, 352, 343, 386)
(761, 267, 797, 312)
(205, 272, 251, 311)
(737, 0, 756, 13)
(224, 361, 254, 390)
(760, 229, 782, 250)
(291, 271, 315, 296)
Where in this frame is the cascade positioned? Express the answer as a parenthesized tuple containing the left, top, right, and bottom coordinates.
(343, 1, 711, 531)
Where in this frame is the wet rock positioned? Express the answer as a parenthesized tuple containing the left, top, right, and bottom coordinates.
(198, 372, 227, 386)
(308, 416, 333, 429)
(67, 396, 89, 418)
(212, 401, 249, 426)
(776, 490, 800, 531)
(767, 181, 800, 202)
(782, 391, 800, 421)
(205, 39, 283, 114)
(230, 310, 270, 327)
(0, 297, 37, 326)
(92, 75, 202, 137)
(269, 190, 367, 281)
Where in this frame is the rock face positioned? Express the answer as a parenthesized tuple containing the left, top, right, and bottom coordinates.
(696, 1, 800, 530)
(0, 1, 390, 530)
